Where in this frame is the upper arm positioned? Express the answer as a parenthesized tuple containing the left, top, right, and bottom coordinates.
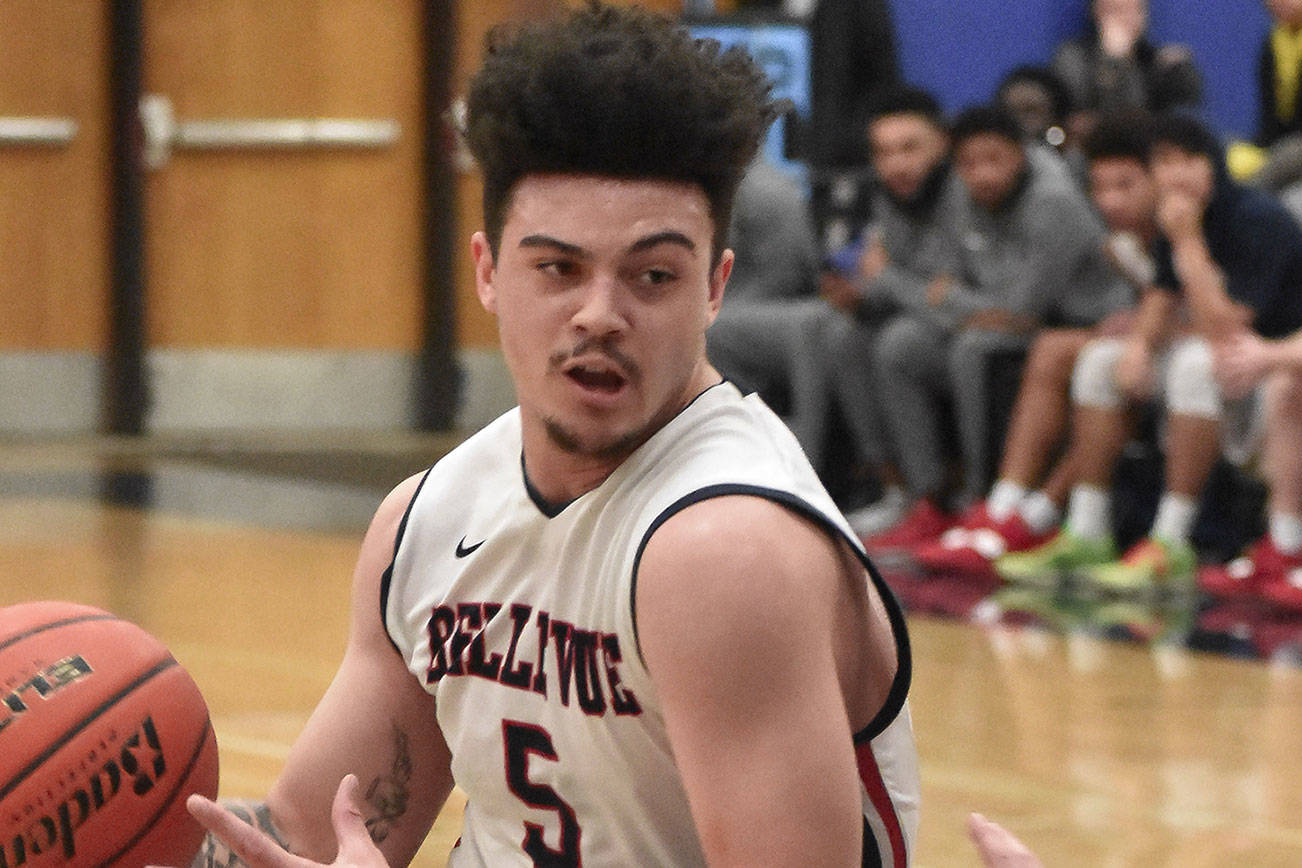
(636, 496, 879, 868)
(265, 472, 453, 865)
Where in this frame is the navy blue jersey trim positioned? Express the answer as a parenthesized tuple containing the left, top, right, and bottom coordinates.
(521, 452, 576, 518)
(629, 483, 912, 742)
(863, 816, 883, 868)
(379, 467, 435, 657)
(518, 379, 731, 520)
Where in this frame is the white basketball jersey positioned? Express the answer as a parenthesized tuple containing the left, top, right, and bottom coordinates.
(383, 382, 919, 866)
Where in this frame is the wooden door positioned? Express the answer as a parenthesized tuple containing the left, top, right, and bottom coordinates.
(141, 0, 425, 429)
(0, 2, 110, 431)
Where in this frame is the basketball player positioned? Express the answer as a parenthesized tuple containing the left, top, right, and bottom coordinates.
(180, 5, 919, 866)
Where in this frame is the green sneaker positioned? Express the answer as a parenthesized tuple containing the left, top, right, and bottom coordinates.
(1081, 536, 1197, 596)
(994, 528, 1117, 586)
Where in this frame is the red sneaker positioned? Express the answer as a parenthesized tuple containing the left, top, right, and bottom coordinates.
(1258, 541, 1302, 613)
(914, 507, 1053, 575)
(864, 498, 954, 551)
(1199, 537, 1302, 603)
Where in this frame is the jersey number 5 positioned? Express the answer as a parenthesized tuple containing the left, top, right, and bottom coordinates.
(503, 720, 582, 867)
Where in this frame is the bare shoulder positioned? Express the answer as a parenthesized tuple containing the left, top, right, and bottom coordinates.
(636, 494, 848, 650)
(636, 494, 898, 730)
(349, 470, 429, 641)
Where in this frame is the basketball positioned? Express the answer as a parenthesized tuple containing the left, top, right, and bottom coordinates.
(0, 601, 219, 867)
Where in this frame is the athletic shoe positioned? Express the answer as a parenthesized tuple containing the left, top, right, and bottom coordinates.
(1259, 544, 1302, 613)
(844, 488, 909, 538)
(863, 498, 953, 552)
(1199, 537, 1302, 602)
(914, 506, 1053, 575)
(994, 527, 1117, 587)
(1082, 536, 1197, 596)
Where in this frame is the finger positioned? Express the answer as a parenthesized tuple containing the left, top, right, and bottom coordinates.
(187, 796, 305, 868)
(331, 775, 384, 863)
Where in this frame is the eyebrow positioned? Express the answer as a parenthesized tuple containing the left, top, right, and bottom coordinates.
(627, 231, 697, 255)
(516, 231, 697, 258)
(518, 235, 586, 256)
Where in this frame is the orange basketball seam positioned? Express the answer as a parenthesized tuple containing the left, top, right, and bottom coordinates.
(0, 657, 177, 803)
(94, 716, 217, 868)
(0, 613, 119, 655)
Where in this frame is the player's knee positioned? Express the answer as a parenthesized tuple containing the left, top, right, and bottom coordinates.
(1070, 338, 1125, 408)
(875, 318, 932, 373)
(1165, 338, 1221, 418)
(1024, 330, 1084, 384)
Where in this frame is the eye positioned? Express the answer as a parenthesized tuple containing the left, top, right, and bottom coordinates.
(639, 268, 677, 287)
(537, 260, 580, 279)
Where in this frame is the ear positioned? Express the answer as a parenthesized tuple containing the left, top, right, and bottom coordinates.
(471, 232, 498, 314)
(705, 249, 733, 328)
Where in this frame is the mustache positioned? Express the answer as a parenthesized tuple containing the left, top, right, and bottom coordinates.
(548, 337, 640, 381)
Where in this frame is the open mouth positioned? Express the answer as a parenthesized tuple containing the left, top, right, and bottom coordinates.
(566, 364, 627, 393)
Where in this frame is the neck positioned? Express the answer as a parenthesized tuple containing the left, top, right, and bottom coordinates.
(520, 362, 721, 505)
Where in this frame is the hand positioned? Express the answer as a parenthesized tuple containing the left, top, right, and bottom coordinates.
(819, 272, 862, 312)
(964, 309, 1037, 334)
(858, 234, 889, 283)
(1114, 338, 1156, 400)
(1097, 6, 1143, 57)
(1214, 330, 1275, 399)
(968, 813, 1044, 868)
(1156, 192, 1203, 243)
(182, 776, 387, 868)
(926, 274, 953, 308)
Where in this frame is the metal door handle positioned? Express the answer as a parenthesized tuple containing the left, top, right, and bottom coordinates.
(0, 117, 77, 147)
(140, 94, 400, 169)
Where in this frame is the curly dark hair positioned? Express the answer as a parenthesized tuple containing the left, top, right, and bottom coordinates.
(949, 104, 1025, 148)
(464, 2, 780, 261)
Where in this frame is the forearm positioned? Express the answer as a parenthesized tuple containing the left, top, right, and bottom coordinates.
(1170, 235, 1230, 316)
(1272, 331, 1302, 370)
(189, 800, 291, 868)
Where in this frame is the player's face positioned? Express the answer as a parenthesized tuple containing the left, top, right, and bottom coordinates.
(955, 133, 1026, 211)
(1089, 156, 1156, 235)
(473, 175, 729, 462)
(868, 113, 949, 201)
(1150, 143, 1215, 209)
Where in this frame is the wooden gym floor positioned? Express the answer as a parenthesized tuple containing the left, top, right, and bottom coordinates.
(1, 435, 1300, 866)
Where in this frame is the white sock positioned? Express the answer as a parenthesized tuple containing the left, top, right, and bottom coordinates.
(987, 479, 1028, 522)
(1270, 512, 1302, 554)
(1018, 491, 1062, 534)
(1150, 493, 1198, 543)
(1066, 484, 1111, 541)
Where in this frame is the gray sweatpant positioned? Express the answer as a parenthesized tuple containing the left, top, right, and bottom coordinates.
(870, 316, 1030, 501)
(706, 299, 839, 469)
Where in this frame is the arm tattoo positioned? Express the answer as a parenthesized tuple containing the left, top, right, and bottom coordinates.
(189, 800, 289, 868)
(363, 723, 414, 843)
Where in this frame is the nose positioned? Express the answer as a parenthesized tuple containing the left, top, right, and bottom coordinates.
(571, 275, 628, 338)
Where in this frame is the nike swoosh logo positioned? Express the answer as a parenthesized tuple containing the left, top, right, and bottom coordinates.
(455, 536, 485, 558)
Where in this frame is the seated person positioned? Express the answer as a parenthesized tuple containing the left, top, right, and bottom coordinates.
(1198, 330, 1302, 610)
(705, 159, 831, 468)
(999, 113, 1302, 593)
(1052, 0, 1201, 142)
(997, 64, 1079, 171)
(820, 85, 967, 535)
(1241, 0, 1302, 219)
(865, 105, 1128, 553)
(913, 111, 1155, 575)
